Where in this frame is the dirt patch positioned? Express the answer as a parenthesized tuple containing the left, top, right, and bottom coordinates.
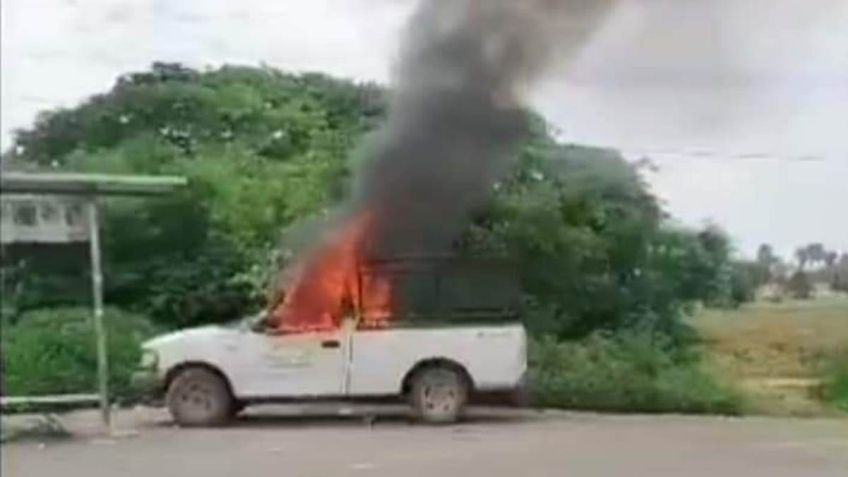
(1, 415, 71, 444)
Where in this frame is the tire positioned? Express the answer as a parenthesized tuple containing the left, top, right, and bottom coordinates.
(409, 366, 469, 424)
(166, 367, 234, 427)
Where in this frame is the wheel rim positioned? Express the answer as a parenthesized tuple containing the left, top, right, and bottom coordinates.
(419, 370, 462, 419)
(176, 382, 216, 421)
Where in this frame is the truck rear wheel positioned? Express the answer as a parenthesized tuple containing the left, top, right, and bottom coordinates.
(166, 367, 233, 427)
(409, 366, 468, 424)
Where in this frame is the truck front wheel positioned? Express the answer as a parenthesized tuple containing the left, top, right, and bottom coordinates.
(166, 367, 234, 427)
(409, 366, 469, 424)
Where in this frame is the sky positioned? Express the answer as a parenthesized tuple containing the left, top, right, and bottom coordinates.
(2, 0, 847, 258)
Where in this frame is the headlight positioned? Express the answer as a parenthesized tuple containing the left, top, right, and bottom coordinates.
(140, 349, 159, 369)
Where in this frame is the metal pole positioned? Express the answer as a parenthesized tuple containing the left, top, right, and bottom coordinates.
(87, 199, 110, 429)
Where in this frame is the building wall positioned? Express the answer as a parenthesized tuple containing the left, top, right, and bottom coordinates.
(0, 195, 89, 244)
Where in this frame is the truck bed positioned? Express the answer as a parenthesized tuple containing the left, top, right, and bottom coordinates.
(357, 256, 521, 322)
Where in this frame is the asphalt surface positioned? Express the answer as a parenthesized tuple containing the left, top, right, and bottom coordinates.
(3, 406, 847, 477)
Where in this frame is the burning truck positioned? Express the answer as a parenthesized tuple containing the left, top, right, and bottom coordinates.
(135, 187, 527, 427)
(134, 253, 527, 425)
(138, 197, 527, 426)
(134, 0, 614, 425)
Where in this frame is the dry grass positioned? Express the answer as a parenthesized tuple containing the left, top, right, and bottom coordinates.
(693, 297, 848, 416)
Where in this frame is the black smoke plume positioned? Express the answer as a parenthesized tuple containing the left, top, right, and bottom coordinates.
(268, 0, 617, 326)
(352, 0, 617, 258)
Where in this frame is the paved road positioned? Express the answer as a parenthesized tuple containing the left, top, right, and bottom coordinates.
(3, 407, 847, 477)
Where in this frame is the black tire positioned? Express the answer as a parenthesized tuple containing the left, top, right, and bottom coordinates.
(166, 367, 234, 427)
(409, 366, 469, 424)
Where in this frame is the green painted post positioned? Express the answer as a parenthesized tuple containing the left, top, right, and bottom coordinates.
(87, 199, 110, 429)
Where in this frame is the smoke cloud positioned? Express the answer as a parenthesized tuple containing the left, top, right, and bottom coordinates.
(351, 0, 618, 258)
(268, 0, 622, 329)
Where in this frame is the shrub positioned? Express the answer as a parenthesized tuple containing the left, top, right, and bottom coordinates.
(529, 333, 743, 414)
(1, 307, 159, 400)
(823, 348, 848, 413)
(786, 271, 813, 300)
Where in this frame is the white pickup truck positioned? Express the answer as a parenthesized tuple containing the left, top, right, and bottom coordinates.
(136, 258, 527, 426)
(136, 316, 527, 426)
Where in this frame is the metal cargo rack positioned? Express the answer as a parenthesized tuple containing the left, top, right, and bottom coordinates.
(354, 255, 522, 323)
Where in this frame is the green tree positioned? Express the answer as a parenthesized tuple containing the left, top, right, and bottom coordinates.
(833, 253, 848, 293)
(3, 64, 387, 326)
(796, 247, 810, 271)
(795, 243, 827, 271)
(786, 270, 813, 300)
(756, 243, 778, 282)
(728, 261, 762, 306)
(460, 139, 732, 339)
(4, 64, 735, 340)
(825, 251, 838, 269)
(806, 243, 826, 268)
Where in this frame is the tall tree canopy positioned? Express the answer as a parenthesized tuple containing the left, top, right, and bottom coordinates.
(2, 63, 734, 338)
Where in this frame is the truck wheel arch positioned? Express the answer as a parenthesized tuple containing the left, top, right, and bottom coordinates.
(165, 362, 235, 398)
(401, 358, 474, 396)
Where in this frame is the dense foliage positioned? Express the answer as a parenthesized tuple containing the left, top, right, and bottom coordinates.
(3, 63, 387, 327)
(786, 271, 814, 300)
(824, 348, 848, 412)
(1, 307, 158, 398)
(1, 63, 738, 341)
(461, 139, 736, 338)
(529, 333, 742, 414)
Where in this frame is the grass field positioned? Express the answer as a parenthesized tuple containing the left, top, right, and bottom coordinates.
(693, 297, 848, 416)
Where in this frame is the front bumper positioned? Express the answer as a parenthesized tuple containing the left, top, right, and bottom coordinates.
(131, 368, 165, 404)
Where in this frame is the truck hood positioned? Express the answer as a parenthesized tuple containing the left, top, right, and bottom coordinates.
(142, 325, 235, 350)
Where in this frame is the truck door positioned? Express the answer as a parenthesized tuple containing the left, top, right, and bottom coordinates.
(234, 324, 351, 398)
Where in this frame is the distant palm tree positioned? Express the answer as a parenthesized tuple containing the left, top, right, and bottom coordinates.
(806, 243, 826, 267)
(796, 247, 810, 270)
(825, 251, 838, 269)
(756, 243, 778, 282)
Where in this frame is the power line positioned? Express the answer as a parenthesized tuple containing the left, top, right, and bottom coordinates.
(617, 148, 846, 162)
(550, 131, 846, 162)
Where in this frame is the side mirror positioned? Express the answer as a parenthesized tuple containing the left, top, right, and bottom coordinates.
(255, 317, 289, 336)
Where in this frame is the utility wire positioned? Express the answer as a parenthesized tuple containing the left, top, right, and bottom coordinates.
(616, 148, 846, 162)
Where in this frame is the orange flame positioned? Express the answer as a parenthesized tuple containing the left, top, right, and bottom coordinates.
(270, 212, 392, 334)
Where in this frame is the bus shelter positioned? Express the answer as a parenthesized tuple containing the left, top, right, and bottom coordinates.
(1, 172, 187, 429)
